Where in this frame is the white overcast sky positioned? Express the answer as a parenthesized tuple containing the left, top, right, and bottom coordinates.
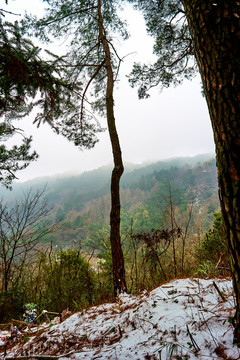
(3, 0, 215, 182)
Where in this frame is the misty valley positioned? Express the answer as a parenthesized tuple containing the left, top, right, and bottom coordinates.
(0, 154, 226, 319)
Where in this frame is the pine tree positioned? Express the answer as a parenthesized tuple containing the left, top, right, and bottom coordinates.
(0, 19, 100, 187)
(129, 0, 240, 343)
(24, 0, 128, 295)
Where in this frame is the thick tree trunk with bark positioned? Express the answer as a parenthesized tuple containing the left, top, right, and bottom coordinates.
(182, 0, 240, 343)
(98, 0, 127, 296)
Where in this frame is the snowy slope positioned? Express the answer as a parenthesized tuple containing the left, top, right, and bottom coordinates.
(2, 278, 240, 360)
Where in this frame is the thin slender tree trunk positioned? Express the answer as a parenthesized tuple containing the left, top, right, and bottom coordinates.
(168, 183, 177, 277)
(97, 0, 127, 296)
(182, 0, 240, 343)
(181, 205, 193, 274)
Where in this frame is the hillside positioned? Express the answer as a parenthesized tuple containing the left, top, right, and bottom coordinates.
(2, 278, 238, 360)
(0, 154, 219, 247)
(0, 153, 215, 200)
(0, 154, 229, 338)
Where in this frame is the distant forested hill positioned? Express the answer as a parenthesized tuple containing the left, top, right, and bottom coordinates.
(0, 153, 214, 201)
(0, 154, 218, 247)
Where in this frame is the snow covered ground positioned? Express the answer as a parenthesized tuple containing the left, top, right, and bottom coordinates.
(1, 278, 240, 360)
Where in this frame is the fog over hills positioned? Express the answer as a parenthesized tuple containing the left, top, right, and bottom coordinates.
(0, 152, 219, 254)
(0, 154, 215, 201)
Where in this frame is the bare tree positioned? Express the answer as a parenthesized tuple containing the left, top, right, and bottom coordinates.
(0, 188, 56, 293)
(133, 227, 182, 281)
(161, 182, 193, 276)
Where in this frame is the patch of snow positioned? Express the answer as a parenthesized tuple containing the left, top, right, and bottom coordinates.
(2, 278, 239, 360)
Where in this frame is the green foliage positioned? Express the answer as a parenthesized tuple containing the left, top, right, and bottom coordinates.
(196, 211, 229, 276)
(0, 161, 223, 319)
(145, 178, 188, 229)
(157, 340, 188, 360)
(0, 289, 25, 322)
(0, 18, 102, 188)
(199, 212, 226, 260)
(131, 205, 151, 233)
(196, 260, 217, 278)
(0, 156, 219, 249)
(37, 249, 96, 312)
(0, 246, 115, 321)
(84, 227, 114, 297)
(97, 250, 114, 297)
(0, 126, 38, 188)
(207, 203, 217, 214)
(73, 215, 84, 228)
(55, 207, 66, 222)
(22, 0, 127, 133)
(0, 20, 73, 122)
(128, 0, 197, 97)
(62, 220, 73, 230)
(40, 232, 58, 245)
(0, 21, 50, 116)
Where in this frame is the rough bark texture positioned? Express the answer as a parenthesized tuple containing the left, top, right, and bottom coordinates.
(98, 0, 127, 296)
(181, 0, 240, 343)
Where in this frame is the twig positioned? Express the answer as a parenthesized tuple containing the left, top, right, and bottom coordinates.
(39, 6, 97, 26)
(80, 59, 105, 123)
(197, 305, 218, 348)
(0, 8, 21, 16)
(33, 313, 43, 323)
(213, 281, 226, 301)
(118, 325, 122, 338)
(10, 320, 38, 327)
(186, 325, 200, 352)
(4, 344, 7, 358)
(44, 312, 61, 316)
(0, 324, 11, 329)
(33, 311, 62, 324)
(4, 350, 75, 360)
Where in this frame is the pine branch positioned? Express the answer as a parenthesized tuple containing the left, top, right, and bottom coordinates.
(80, 59, 105, 123)
(0, 8, 21, 16)
(39, 7, 97, 26)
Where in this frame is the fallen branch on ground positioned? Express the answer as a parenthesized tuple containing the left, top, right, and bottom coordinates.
(34, 311, 62, 324)
(186, 325, 200, 352)
(3, 350, 75, 360)
(11, 320, 38, 328)
(213, 281, 226, 301)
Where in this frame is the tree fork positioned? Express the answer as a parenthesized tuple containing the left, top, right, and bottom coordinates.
(182, 0, 240, 343)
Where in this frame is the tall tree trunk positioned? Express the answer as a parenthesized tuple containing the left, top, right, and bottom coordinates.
(97, 0, 127, 296)
(182, 0, 240, 343)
